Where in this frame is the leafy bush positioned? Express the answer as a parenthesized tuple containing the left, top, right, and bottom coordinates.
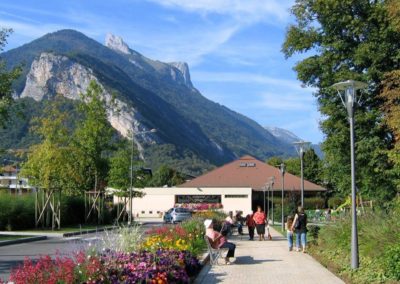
(303, 197, 325, 210)
(327, 197, 344, 209)
(0, 194, 35, 230)
(307, 225, 320, 242)
(309, 201, 400, 283)
(384, 245, 400, 280)
(61, 196, 85, 225)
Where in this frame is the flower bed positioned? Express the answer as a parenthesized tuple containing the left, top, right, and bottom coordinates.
(144, 219, 205, 256)
(6, 210, 228, 283)
(9, 249, 201, 284)
(175, 203, 223, 211)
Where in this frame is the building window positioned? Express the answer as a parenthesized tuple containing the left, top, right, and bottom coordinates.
(149, 211, 153, 214)
(176, 195, 221, 204)
(225, 195, 248, 198)
(141, 211, 145, 214)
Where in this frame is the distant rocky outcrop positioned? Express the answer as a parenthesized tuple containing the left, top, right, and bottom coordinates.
(105, 33, 130, 55)
(168, 62, 193, 88)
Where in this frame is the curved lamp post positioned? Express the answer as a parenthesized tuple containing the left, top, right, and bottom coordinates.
(293, 141, 311, 207)
(280, 163, 286, 231)
(129, 128, 156, 225)
(331, 79, 367, 269)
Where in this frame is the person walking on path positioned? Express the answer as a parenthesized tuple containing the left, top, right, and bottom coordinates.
(291, 206, 308, 253)
(205, 219, 236, 265)
(286, 215, 294, 251)
(253, 206, 266, 241)
(245, 211, 256, 240)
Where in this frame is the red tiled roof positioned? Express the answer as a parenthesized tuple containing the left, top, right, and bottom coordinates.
(179, 155, 325, 191)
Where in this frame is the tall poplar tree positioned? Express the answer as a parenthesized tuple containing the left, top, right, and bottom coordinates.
(73, 81, 114, 194)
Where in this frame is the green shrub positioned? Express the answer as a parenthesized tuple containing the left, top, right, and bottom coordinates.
(303, 197, 325, 210)
(309, 204, 400, 283)
(0, 194, 35, 230)
(61, 196, 85, 225)
(327, 197, 344, 209)
(384, 245, 400, 280)
(307, 225, 320, 241)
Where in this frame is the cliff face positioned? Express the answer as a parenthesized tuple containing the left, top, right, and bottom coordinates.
(21, 52, 156, 153)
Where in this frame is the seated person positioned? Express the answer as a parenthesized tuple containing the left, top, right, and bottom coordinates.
(204, 219, 236, 264)
(222, 211, 235, 236)
(235, 211, 244, 235)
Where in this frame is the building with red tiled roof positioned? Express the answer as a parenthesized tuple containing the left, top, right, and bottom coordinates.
(126, 155, 326, 218)
(180, 155, 325, 192)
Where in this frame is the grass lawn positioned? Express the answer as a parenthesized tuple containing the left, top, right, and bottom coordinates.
(0, 235, 33, 241)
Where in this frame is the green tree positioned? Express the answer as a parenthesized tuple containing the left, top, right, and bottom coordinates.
(0, 28, 21, 127)
(108, 139, 148, 195)
(21, 96, 78, 193)
(73, 81, 114, 193)
(21, 96, 78, 228)
(380, 70, 400, 190)
(283, 0, 400, 202)
(266, 156, 283, 167)
(148, 165, 185, 187)
(284, 157, 300, 177)
(303, 148, 323, 185)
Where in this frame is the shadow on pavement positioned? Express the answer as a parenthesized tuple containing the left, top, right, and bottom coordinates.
(234, 256, 282, 265)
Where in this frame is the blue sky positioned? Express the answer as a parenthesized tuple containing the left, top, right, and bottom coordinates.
(0, 0, 323, 144)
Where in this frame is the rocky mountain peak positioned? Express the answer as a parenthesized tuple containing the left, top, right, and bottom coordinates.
(264, 126, 300, 144)
(105, 33, 130, 55)
(169, 62, 193, 88)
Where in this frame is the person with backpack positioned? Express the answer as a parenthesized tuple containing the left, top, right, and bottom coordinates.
(291, 206, 308, 253)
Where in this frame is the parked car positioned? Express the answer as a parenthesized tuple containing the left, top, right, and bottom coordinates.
(163, 208, 192, 224)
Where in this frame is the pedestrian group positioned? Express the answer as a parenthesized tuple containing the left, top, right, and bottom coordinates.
(204, 205, 308, 265)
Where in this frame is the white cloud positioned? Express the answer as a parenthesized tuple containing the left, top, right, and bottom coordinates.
(147, 0, 292, 24)
(192, 71, 314, 91)
(256, 91, 316, 111)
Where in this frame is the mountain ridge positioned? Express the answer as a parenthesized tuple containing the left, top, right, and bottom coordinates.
(2, 29, 296, 173)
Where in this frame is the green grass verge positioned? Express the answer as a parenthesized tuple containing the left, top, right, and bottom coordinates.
(0, 235, 33, 241)
(308, 201, 400, 284)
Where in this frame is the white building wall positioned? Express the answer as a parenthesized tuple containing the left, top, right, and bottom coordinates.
(118, 187, 253, 218)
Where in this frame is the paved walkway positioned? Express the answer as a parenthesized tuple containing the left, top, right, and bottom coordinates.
(195, 227, 344, 284)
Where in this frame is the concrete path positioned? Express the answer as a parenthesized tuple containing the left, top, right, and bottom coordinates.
(195, 227, 344, 284)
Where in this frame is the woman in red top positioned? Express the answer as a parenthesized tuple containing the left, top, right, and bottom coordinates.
(253, 206, 266, 241)
(205, 219, 236, 264)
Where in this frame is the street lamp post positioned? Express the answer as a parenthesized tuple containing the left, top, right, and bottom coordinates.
(267, 183, 270, 220)
(269, 176, 275, 225)
(280, 163, 286, 231)
(332, 79, 367, 269)
(128, 128, 156, 225)
(293, 141, 311, 207)
(263, 184, 266, 214)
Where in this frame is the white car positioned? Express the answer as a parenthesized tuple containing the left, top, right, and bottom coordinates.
(163, 208, 192, 224)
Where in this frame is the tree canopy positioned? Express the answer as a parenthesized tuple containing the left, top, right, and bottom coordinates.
(283, 0, 400, 201)
(73, 81, 115, 193)
(21, 96, 79, 194)
(0, 28, 21, 127)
